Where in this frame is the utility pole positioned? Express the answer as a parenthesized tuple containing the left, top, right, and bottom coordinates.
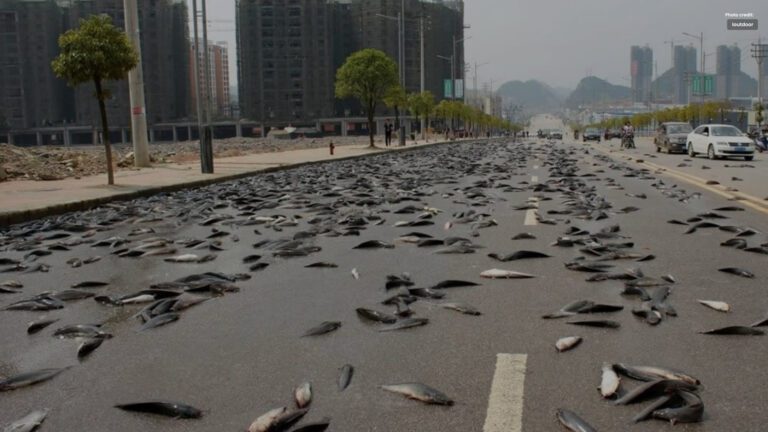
(200, 0, 214, 172)
(419, 16, 425, 141)
(123, 0, 150, 167)
(191, 0, 207, 173)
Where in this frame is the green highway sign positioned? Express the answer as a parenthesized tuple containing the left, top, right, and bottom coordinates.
(691, 75, 714, 96)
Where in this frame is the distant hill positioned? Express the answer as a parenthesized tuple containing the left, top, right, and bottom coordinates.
(551, 86, 573, 100)
(565, 76, 632, 108)
(496, 80, 562, 110)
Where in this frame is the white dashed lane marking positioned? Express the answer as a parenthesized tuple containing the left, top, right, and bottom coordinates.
(483, 353, 528, 432)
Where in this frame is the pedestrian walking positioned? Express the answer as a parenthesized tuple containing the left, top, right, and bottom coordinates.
(384, 121, 392, 146)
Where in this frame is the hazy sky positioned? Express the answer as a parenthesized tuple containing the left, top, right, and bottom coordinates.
(199, 0, 766, 90)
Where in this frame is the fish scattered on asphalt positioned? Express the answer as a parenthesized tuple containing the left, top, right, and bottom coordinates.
(356, 308, 397, 324)
(290, 417, 331, 432)
(555, 336, 582, 352)
(718, 267, 755, 278)
(599, 363, 621, 398)
(71, 281, 109, 288)
(651, 390, 704, 425)
(114, 401, 203, 419)
(294, 382, 312, 408)
(697, 299, 730, 313)
(567, 320, 621, 329)
(488, 250, 550, 261)
(27, 318, 59, 334)
(555, 408, 597, 432)
(305, 262, 338, 268)
(351, 268, 360, 280)
(431, 280, 480, 289)
(613, 380, 699, 405)
(480, 268, 535, 279)
(338, 364, 354, 391)
(380, 382, 454, 405)
(378, 318, 429, 332)
(0, 367, 70, 391)
(700, 326, 764, 336)
(612, 364, 700, 385)
(139, 312, 180, 331)
(53, 324, 112, 339)
(248, 407, 286, 432)
(438, 302, 481, 315)
(302, 321, 342, 337)
(77, 337, 104, 359)
(353, 240, 394, 249)
(2, 409, 48, 432)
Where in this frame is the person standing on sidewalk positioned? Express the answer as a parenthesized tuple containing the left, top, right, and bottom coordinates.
(384, 121, 392, 147)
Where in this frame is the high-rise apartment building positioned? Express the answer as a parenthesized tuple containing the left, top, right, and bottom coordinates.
(236, 0, 465, 125)
(716, 45, 741, 100)
(0, 0, 71, 129)
(66, 0, 190, 127)
(190, 41, 231, 119)
(0, 0, 190, 130)
(630, 46, 653, 103)
(673, 45, 697, 104)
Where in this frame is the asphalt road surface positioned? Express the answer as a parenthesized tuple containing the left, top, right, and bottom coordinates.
(1, 115, 767, 431)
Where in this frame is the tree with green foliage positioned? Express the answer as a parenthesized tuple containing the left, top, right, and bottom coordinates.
(52, 15, 138, 185)
(335, 49, 398, 148)
(756, 102, 764, 130)
(407, 91, 435, 141)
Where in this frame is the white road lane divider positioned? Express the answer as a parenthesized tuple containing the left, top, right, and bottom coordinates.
(483, 353, 528, 432)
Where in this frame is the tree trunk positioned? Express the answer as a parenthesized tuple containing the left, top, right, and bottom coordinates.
(367, 101, 376, 148)
(94, 77, 114, 185)
(424, 115, 428, 142)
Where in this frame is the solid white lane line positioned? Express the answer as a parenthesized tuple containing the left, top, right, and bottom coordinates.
(483, 353, 528, 432)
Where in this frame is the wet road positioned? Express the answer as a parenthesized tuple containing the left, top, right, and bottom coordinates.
(1, 116, 767, 431)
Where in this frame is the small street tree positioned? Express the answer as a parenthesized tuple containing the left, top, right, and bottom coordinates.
(52, 14, 138, 185)
(756, 102, 764, 131)
(407, 91, 435, 141)
(335, 49, 398, 148)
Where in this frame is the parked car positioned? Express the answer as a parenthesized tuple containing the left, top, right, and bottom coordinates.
(583, 127, 601, 142)
(655, 122, 693, 153)
(548, 130, 563, 140)
(686, 124, 755, 161)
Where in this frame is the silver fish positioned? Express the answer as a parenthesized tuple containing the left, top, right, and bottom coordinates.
(480, 268, 535, 279)
(380, 382, 453, 405)
(294, 382, 312, 408)
(697, 299, 730, 313)
(248, 407, 286, 432)
(599, 363, 620, 398)
(439, 302, 481, 316)
(338, 364, 354, 391)
(555, 408, 597, 432)
(555, 336, 582, 353)
(3, 409, 48, 432)
(0, 367, 70, 391)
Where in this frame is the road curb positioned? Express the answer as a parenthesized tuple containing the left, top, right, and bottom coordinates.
(0, 138, 499, 228)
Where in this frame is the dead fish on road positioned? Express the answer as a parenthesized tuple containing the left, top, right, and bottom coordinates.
(248, 407, 286, 432)
(0, 367, 70, 391)
(269, 408, 309, 431)
(338, 364, 354, 391)
(438, 302, 481, 315)
(542, 300, 594, 319)
(614, 380, 698, 405)
(718, 267, 755, 278)
(353, 240, 394, 249)
(53, 324, 112, 339)
(378, 318, 429, 332)
(700, 326, 763, 336)
(3, 409, 48, 432)
(305, 262, 338, 268)
(613, 364, 700, 386)
(71, 281, 109, 288)
(600, 363, 621, 398)
(555, 336, 582, 353)
(114, 401, 203, 419)
(567, 320, 621, 329)
(512, 232, 536, 240)
(651, 390, 704, 425)
(355, 308, 397, 324)
(139, 312, 180, 331)
(380, 383, 453, 405)
(555, 408, 597, 432)
(27, 318, 59, 334)
(164, 254, 216, 263)
(697, 300, 730, 313)
(431, 280, 479, 289)
(294, 382, 312, 408)
(77, 337, 104, 359)
(480, 269, 535, 279)
(487, 250, 551, 261)
(302, 321, 342, 337)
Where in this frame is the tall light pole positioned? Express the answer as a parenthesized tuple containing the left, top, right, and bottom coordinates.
(200, 0, 214, 172)
(683, 31, 704, 125)
(123, 0, 150, 167)
(752, 38, 767, 108)
(192, 0, 213, 173)
(473, 61, 489, 107)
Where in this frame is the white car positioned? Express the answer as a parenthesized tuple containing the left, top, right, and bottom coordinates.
(687, 124, 755, 161)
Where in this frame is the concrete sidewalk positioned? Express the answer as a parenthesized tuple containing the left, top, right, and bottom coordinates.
(0, 136, 482, 226)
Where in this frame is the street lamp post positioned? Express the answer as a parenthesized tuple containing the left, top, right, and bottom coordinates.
(122, 0, 150, 167)
(683, 31, 704, 125)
